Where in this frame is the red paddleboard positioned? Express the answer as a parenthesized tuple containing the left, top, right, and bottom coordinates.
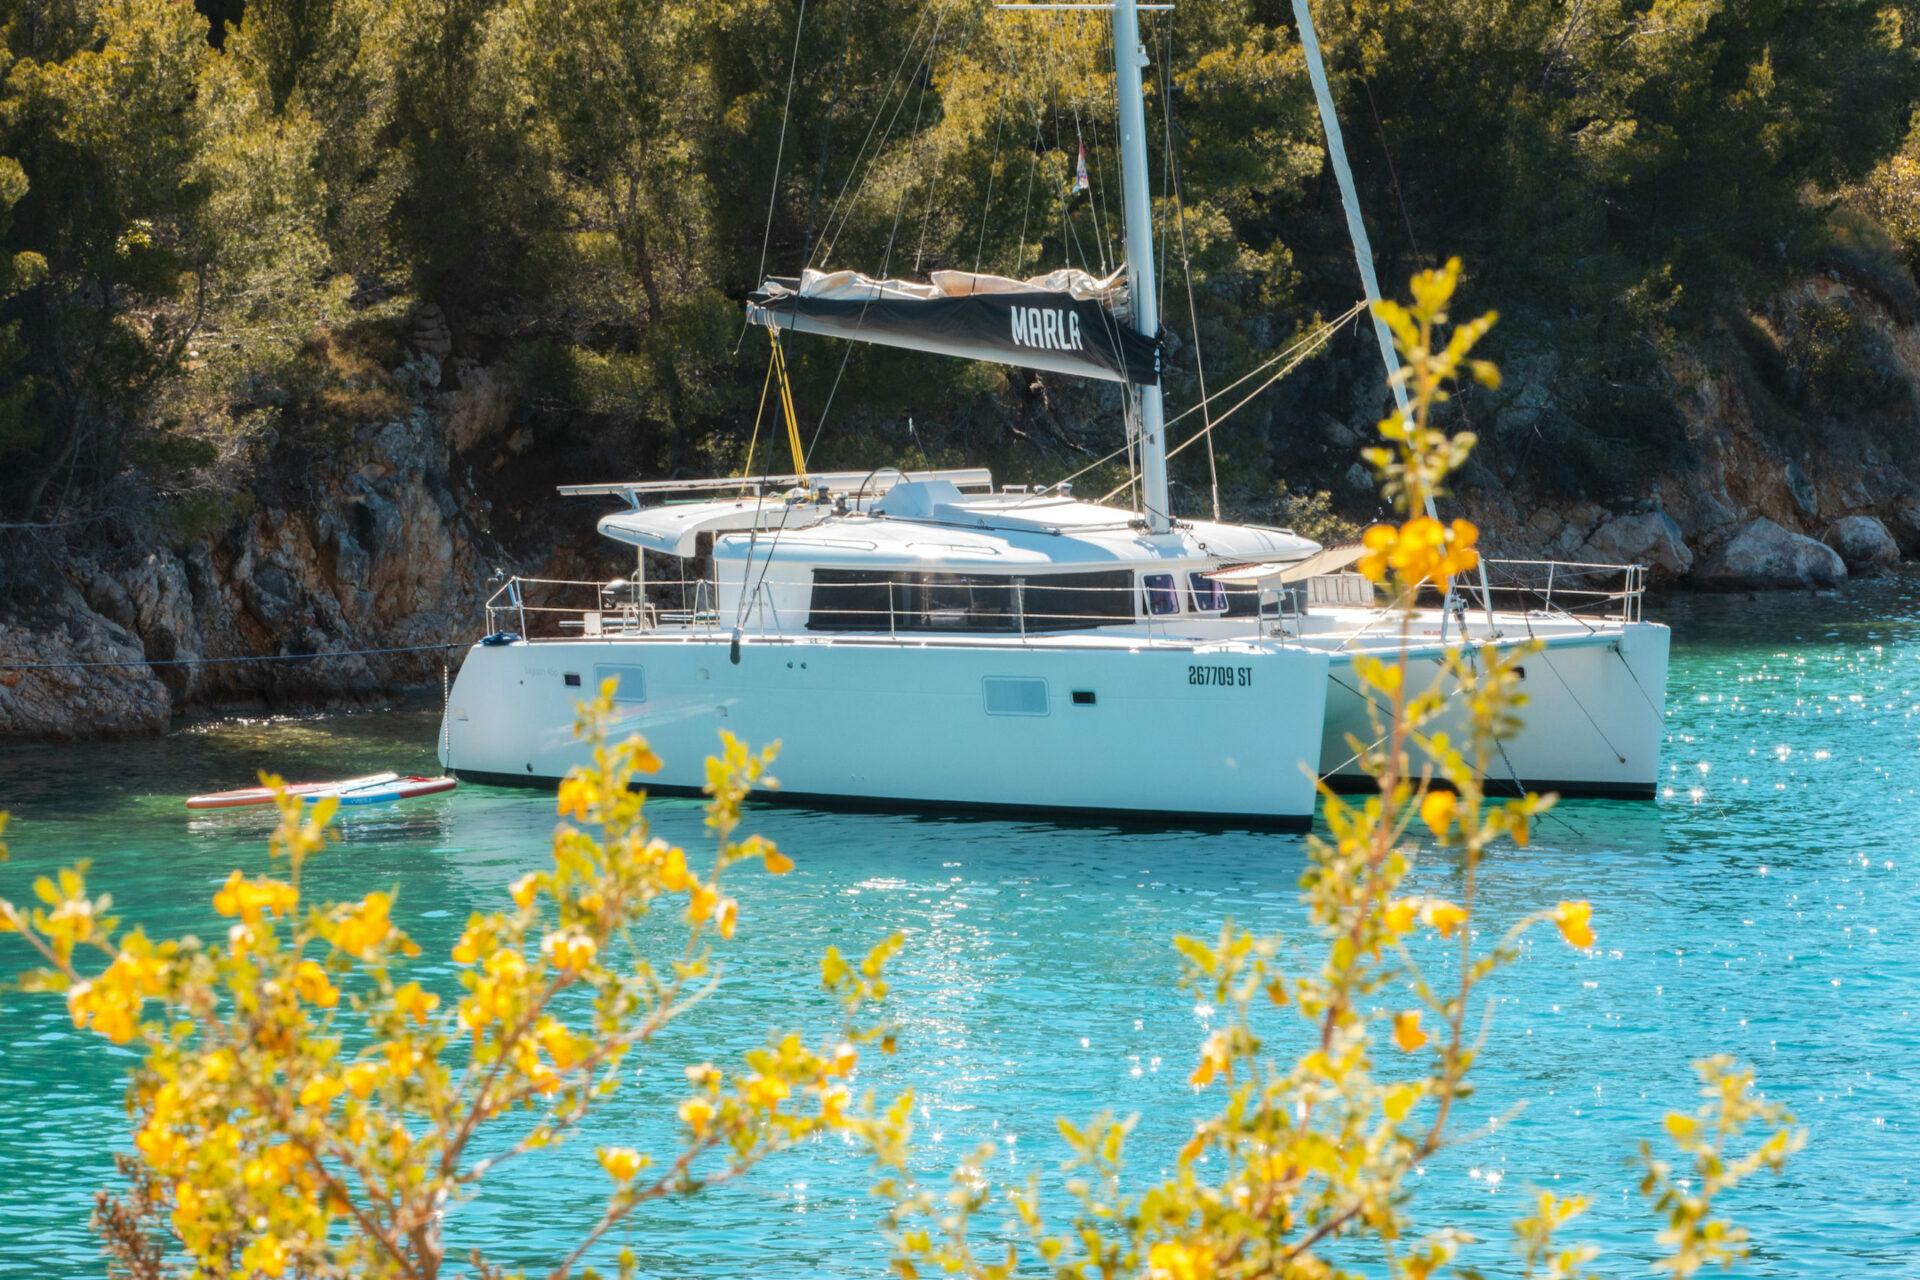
(186, 772, 399, 811)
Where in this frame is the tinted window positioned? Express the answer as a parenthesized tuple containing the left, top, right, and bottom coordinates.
(1143, 572, 1180, 616)
(1188, 572, 1227, 612)
(809, 568, 1136, 633)
(1020, 571, 1135, 632)
(808, 570, 895, 631)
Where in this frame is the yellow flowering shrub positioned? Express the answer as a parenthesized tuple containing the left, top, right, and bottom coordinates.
(0, 680, 902, 1279)
(865, 262, 1802, 1280)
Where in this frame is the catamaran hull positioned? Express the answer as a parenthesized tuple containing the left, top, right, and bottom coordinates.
(1320, 622, 1670, 798)
(440, 637, 1332, 828)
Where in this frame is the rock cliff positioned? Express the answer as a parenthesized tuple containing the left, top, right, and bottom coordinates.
(6, 267, 1920, 738)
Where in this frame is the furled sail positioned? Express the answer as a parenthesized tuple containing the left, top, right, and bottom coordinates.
(746, 267, 1161, 385)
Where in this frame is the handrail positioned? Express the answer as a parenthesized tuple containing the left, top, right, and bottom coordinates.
(476, 557, 1648, 645)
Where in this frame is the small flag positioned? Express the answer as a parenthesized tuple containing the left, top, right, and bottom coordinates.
(1071, 142, 1091, 196)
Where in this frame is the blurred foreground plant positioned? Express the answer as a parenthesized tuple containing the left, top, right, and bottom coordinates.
(868, 260, 1801, 1279)
(1, 680, 901, 1279)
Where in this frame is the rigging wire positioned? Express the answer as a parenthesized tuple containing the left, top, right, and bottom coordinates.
(1157, 11, 1220, 519)
(1009, 299, 1365, 508)
(753, 0, 809, 291)
(973, 81, 1008, 274)
(805, 0, 959, 463)
(810, 4, 938, 270)
(1095, 301, 1366, 505)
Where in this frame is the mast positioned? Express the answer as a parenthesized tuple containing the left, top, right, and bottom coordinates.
(1109, 0, 1172, 533)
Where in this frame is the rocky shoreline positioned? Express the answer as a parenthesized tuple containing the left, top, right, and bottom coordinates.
(6, 273, 1920, 740)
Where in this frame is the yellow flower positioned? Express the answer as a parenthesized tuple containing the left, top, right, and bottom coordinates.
(658, 845, 691, 892)
(1189, 1030, 1231, 1088)
(1393, 1010, 1428, 1053)
(450, 920, 489, 965)
(543, 931, 597, 972)
(344, 1061, 382, 1099)
(65, 945, 169, 1044)
(393, 982, 440, 1023)
(211, 870, 298, 925)
(1147, 1239, 1214, 1280)
(678, 1096, 715, 1134)
(1356, 522, 1398, 584)
(330, 892, 394, 959)
(745, 1074, 789, 1111)
(556, 775, 594, 821)
(134, 1118, 189, 1170)
(1424, 900, 1468, 939)
(1357, 517, 1481, 588)
(1419, 789, 1457, 839)
(597, 1146, 645, 1182)
(536, 1017, 583, 1070)
(716, 898, 738, 940)
(763, 847, 794, 875)
(629, 738, 663, 774)
(689, 882, 718, 926)
(1384, 898, 1419, 936)
(509, 873, 540, 910)
(1382, 1081, 1422, 1124)
(292, 959, 339, 1008)
(1554, 900, 1595, 949)
(241, 1233, 287, 1278)
(299, 1073, 345, 1110)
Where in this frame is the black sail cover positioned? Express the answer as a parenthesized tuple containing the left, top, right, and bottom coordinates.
(747, 268, 1161, 386)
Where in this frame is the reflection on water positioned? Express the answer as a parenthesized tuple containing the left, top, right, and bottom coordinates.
(4, 576, 1920, 1274)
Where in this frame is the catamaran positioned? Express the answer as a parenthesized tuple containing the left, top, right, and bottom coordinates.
(437, 0, 1668, 825)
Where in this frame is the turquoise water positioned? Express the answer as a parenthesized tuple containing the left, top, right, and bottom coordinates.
(3, 580, 1919, 1277)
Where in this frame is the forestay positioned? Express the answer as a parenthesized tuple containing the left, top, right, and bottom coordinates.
(747, 267, 1162, 385)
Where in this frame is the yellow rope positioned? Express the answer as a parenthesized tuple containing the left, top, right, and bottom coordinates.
(770, 331, 808, 481)
(742, 338, 778, 480)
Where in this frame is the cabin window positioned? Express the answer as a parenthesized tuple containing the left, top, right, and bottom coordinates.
(809, 568, 1133, 633)
(982, 676, 1049, 716)
(592, 664, 646, 703)
(1222, 582, 1261, 618)
(1188, 572, 1228, 613)
(1142, 573, 1180, 616)
(1019, 571, 1135, 631)
(808, 570, 896, 631)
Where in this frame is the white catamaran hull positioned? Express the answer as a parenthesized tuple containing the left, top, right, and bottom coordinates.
(440, 635, 1332, 827)
(1320, 621, 1670, 797)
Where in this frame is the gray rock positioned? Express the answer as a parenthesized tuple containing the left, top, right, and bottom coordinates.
(1344, 461, 1372, 492)
(1698, 517, 1846, 590)
(1784, 460, 1819, 520)
(1580, 509, 1695, 577)
(1886, 496, 1920, 555)
(1821, 515, 1899, 574)
(444, 362, 515, 452)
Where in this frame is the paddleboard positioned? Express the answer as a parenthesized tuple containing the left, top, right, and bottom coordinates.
(186, 772, 399, 811)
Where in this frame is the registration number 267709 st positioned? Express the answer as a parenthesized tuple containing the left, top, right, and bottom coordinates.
(1188, 664, 1252, 688)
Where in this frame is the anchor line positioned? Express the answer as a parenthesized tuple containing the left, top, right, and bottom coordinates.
(1538, 649, 1627, 764)
(1613, 641, 1664, 719)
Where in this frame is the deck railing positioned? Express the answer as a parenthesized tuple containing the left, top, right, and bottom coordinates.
(1469, 558, 1647, 623)
(478, 558, 1647, 646)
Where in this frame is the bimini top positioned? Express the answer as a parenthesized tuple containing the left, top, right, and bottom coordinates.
(592, 478, 1320, 571)
(698, 483, 1321, 574)
(747, 267, 1161, 386)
